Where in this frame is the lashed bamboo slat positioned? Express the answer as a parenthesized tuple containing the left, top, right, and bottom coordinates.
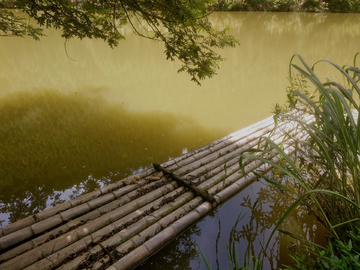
(0, 114, 311, 270)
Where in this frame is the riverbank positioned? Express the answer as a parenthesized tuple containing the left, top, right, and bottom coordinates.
(1, 0, 359, 13)
(209, 0, 359, 13)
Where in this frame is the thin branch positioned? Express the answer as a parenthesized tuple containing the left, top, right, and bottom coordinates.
(64, 39, 76, 62)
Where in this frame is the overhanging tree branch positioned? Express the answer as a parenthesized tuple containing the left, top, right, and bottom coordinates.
(1, 0, 239, 84)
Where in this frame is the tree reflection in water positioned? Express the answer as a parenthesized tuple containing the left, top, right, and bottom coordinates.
(0, 88, 217, 226)
(136, 225, 202, 270)
(136, 176, 326, 270)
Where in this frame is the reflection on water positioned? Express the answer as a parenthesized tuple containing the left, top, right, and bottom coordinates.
(0, 88, 215, 225)
(135, 179, 326, 270)
(135, 224, 202, 270)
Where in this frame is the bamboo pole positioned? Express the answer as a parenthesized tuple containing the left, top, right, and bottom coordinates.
(0, 115, 277, 252)
(0, 178, 164, 261)
(0, 114, 313, 270)
(105, 136, 307, 270)
(153, 163, 216, 203)
(1, 180, 180, 270)
(64, 131, 307, 270)
(161, 115, 275, 169)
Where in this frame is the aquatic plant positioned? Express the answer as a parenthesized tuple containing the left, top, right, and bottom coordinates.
(282, 226, 360, 269)
(237, 53, 360, 265)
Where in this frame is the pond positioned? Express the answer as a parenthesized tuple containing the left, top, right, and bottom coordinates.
(0, 10, 359, 268)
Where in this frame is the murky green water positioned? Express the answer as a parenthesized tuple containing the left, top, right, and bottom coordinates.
(0, 11, 359, 268)
(135, 179, 327, 270)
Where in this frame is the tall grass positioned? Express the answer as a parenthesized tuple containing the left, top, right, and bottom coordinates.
(194, 55, 360, 268)
(238, 54, 360, 263)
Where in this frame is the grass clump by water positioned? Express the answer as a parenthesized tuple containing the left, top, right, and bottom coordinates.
(237, 53, 360, 268)
(194, 54, 360, 268)
(283, 229, 360, 269)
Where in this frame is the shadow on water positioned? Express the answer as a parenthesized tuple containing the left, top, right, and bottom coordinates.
(135, 225, 202, 270)
(0, 88, 220, 225)
(135, 179, 326, 270)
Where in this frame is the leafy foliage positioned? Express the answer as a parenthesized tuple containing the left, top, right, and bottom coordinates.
(240, 53, 360, 235)
(283, 227, 360, 270)
(0, 0, 238, 84)
(0, 9, 43, 39)
(237, 54, 360, 267)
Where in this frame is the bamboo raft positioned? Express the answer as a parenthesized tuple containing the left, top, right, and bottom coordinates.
(0, 114, 310, 270)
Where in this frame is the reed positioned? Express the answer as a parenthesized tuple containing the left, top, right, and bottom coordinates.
(238, 54, 360, 265)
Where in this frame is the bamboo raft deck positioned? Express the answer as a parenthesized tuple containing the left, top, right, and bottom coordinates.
(0, 115, 310, 270)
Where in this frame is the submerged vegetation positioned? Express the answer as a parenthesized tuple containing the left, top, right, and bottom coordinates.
(210, 0, 360, 12)
(236, 54, 360, 268)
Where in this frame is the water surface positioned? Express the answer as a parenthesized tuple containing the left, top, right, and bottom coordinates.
(0, 11, 359, 268)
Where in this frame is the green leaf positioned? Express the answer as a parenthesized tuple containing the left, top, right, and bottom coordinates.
(5, 0, 238, 83)
(320, 260, 329, 268)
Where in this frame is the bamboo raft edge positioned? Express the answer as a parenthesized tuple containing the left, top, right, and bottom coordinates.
(0, 114, 311, 270)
